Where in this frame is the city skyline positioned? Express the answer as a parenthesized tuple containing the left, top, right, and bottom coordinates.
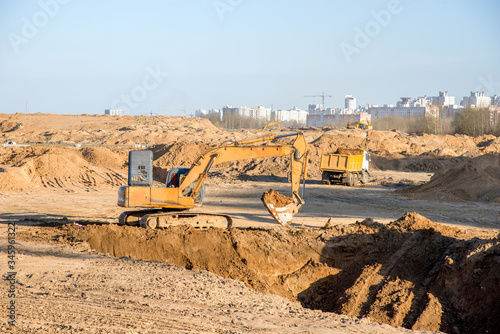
(1, 0, 499, 116)
(197, 89, 498, 113)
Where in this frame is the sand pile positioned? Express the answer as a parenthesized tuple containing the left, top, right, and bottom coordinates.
(0, 119, 22, 132)
(336, 147, 364, 155)
(152, 141, 213, 170)
(81, 147, 127, 170)
(0, 113, 221, 145)
(400, 154, 500, 202)
(0, 146, 127, 191)
(481, 136, 500, 153)
(2, 113, 500, 198)
(22, 212, 499, 334)
(0, 164, 38, 191)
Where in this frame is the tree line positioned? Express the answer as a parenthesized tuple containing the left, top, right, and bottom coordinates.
(372, 107, 499, 136)
(202, 112, 304, 130)
(202, 107, 500, 136)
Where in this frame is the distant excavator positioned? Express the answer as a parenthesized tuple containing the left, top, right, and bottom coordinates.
(256, 121, 282, 131)
(347, 119, 373, 130)
(117, 132, 308, 229)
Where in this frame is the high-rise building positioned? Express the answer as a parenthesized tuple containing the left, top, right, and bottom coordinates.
(345, 94, 356, 111)
(461, 92, 491, 108)
(276, 107, 308, 124)
(222, 105, 272, 121)
(308, 104, 323, 113)
(396, 97, 411, 107)
(104, 109, 122, 116)
(194, 109, 207, 117)
(436, 91, 455, 106)
(368, 106, 431, 118)
(492, 95, 500, 107)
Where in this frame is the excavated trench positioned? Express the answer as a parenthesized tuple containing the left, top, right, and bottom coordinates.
(27, 213, 500, 334)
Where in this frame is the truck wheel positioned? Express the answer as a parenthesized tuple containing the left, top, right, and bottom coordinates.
(321, 172, 332, 185)
(360, 171, 368, 184)
(346, 174, 356, 187)
(351, 174, 358, 186)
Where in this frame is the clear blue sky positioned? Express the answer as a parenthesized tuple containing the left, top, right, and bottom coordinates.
(1, 0, 499, 116)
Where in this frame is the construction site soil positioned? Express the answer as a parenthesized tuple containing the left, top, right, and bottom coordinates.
(1, 113, 499, 334)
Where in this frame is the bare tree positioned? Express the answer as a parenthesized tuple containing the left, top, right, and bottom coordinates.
(452, 107, 491, 137)
(202, 112, 266, 130)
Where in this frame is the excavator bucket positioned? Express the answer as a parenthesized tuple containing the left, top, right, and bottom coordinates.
(261, 189, 301, 226)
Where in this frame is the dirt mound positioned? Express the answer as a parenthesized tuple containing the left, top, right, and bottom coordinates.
(0, 120, 22, 132)
(310, 133, 366, 152)
(2, 113, 499, 182)
(400, 154, 500, 202)
(81, 147, 127, 170)
(150, 141, 213, 181)
(152, 141, 212, 169)
(0, 113, 222, 145)
(24, 213, 499, 334)
(0, 164, 38, 190)
(388, 212, 464, 237)
(0, 146, 126, 191)
(336, 147, 364, 155)
(481, 136, 500, 153)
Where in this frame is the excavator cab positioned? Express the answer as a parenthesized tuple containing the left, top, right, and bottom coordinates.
(166, 167, 205, 205)
(166, 167, 189, 188)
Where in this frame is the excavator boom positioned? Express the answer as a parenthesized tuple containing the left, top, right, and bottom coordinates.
(118, 132, 308, 228)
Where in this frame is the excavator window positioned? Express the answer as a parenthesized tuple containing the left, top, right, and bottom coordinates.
(166, 167, 191, 188)
(165, 167, 205, 204)
(168, 173, 178, 187)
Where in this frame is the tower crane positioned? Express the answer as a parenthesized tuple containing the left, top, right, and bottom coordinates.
(304, 92, 332, 108)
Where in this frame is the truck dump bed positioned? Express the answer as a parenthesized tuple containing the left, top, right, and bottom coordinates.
(320, 151, 364, 172)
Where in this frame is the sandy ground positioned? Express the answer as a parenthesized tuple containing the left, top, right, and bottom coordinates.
(3, 171, 499, 230)
(0, 233, 431, 334)
(1, 172, 499, 333)
(1, 174, 446, 334)
(1, 114, 499, 333)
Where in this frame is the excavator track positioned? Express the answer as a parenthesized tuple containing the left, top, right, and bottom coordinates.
(119, 210, 233, 229)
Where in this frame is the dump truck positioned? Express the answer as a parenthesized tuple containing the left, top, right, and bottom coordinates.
(117, 132, 308, 228)
(320, 148, 370, 186)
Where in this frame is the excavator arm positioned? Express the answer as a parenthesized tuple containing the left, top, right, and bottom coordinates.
(179, 132, 308, 226)
(180, 133, 307, 197)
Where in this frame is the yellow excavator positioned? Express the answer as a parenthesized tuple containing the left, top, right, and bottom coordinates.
(256, 121, 282, 131)
(347, 119, 372, 130)
(117, 132, 308, 228)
